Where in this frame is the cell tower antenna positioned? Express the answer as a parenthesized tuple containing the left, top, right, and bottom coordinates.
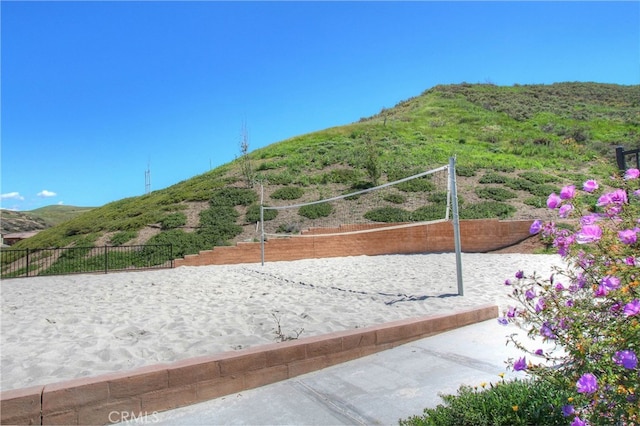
(145, 160, 151, 195)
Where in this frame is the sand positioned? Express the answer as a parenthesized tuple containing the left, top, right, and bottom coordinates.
(0, 253, 565, 392)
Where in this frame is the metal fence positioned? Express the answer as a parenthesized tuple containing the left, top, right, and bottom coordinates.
(616, 146, 640, 171)
(0, 244, 173, 279)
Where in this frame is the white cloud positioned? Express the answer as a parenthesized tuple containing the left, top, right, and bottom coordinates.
(57, 201, 65, 205)
(37, 190, 57, 198)
(1, 192, 24, 201)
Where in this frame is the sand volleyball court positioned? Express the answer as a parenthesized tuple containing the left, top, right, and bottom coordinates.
(0, 253, 564, 391)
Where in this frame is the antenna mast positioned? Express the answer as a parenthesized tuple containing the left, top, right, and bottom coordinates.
(145, 161, 151, 195)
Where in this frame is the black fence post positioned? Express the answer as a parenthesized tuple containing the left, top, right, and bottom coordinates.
(26, 248, 30, 278)
(616, 146, 626, 171)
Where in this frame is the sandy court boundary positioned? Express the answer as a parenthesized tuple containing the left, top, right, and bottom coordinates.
(1, 253, 565, 393)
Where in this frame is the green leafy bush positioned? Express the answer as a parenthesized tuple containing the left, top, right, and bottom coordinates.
(518, 171, 558, 184)
(400, 378, 572, 426)
(210, 187, 257, 206)
(383, 192, 407, 204)
(160, 212, 187, 230)
(109, 231, 138, 246)
(460, 201, 515, 219)
(298, 202, 333, 219)
(320, 168, 362, 185)
(364, 206, 410, 222)
(479, 172, 509, 184)
(410, 204, 447, 221)
(456, 165, 478, 177)
(475, 187, 518, 202)
(245, 204, 278, 223)
(270, 187, 305, 200)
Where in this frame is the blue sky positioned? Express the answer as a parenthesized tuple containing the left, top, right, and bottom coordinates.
(2, 1, 639, 211)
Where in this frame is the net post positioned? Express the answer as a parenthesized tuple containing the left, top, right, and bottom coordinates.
(449, 157, 464, 296)
(260, 184, 265, 266)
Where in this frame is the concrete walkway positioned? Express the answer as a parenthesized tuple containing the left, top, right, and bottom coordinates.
(120, 319, 529, 425)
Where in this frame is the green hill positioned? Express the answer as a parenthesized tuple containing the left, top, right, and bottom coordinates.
(8, 82, 640, 259)
(1, 205, 94, 234)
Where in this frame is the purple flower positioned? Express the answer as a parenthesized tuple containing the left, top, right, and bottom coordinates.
(623, 299, 640, 317)
(618, 229, 637, 245)
(613, 350, 638, 369)
(624, 168, 640, 180)
(534, 348, 544, 356)
(576, 373, 598, 394)
(560, 185, 576, 200)
(562, 404, 575, 417)
(583, 179, 598, 192)
(634, 189, 640, 198)
(580, 213, 600, 225)
(595, 275, 620, 297)
(535, 298, 546, 313)
(547, 193, 562, 209)
(507, 306, 517, 318)
(540, 322, 556, 339)
(625, 256, 636, 266)
(525, 289, 536, 300)
(515, 270, 524, 279)
(529, 219, 542, 234)
(554, 282, 565, 291)
(504, 279, 512, 286)
(513, 357, 527, 371)
(497, 317, 508, 326)
(575, 224, 602, 244)
(571, 417, 587, 426)
(558, 204, 573, 218)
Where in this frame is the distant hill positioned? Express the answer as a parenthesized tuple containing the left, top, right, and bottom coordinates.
(1, 206, 94, 234)
(8, 82, 640, 257)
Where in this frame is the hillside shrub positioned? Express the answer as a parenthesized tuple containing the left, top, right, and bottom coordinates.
(109, 231, 137, 246)
(410, 204, 447, 221)
(479, 172, 509, 184)
(210, 187, 257, 206)
(456, 165, 478, 177)
(320, 168, 361, 185)
(160, 212, 187, 230)
(383, 192, 406, 204)
(364, 207, 410, 223)
(427, 191, 448, 204)
(144, 230, 205, 259)
(245, 204, 277, 223)
(270, 187, 305, 200)
(523, 196, 546, 208)
(298, 202, 333, 219)
(475, 187, 518, 202)
(460, 201, 515, 219)
(527, 183, 561, 197)
(519, 171, 558, 184)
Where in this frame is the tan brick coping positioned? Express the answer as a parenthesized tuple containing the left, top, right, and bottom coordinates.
(1, 305, 498, 425)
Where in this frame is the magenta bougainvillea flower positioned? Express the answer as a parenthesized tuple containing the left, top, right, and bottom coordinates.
(547, 193, 562, 209)
(583, 179, 599, 192)
(613, 350, 638, 370)
(575, 224, 602, 244)
(618, 229, 638, 245)
(513, 357, 527, 371)
(624, 168, 640, 180)
(576, 373, 598, 394)
(623, 299, 640, 317)
(571, 417, 587, 426)
(560, 185, 576, 200)
(595, 275, 621, 297)
(529, 219, 542, 234)
(559, 204, 573, 218)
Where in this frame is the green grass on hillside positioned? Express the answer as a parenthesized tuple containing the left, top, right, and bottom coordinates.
(5, 82, 638, 265)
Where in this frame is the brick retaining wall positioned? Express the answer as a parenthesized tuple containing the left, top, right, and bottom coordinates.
(176, 219, 534, 267)
(1, 305, 498, 425)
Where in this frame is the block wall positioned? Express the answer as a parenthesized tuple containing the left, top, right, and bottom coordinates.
(175, 219, 534, 267)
